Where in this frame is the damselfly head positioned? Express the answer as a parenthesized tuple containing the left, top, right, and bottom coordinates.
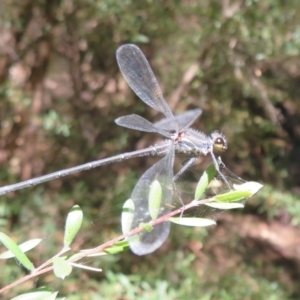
(210, 131, 227, 152)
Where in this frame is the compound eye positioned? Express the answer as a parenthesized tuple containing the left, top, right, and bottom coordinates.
(213, 137, 227, 152)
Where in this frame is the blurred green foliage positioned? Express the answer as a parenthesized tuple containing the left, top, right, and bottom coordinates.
(0, 0, 300, 299)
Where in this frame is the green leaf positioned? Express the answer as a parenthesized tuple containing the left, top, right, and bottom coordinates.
(233, 181, 263, 195)
(114, 240, 130, 247)
(195, 163, 217, 199)
(43, 292, 59, 300)
(214, 190, 252, 202)
(170, 217, 216, 227)
(0, 232, 34, 270)
(53, 257, 72, 279)
(10, 288, 57, 300)
(104, 245, 126, 254)
(204, 202, 244, 209)
(64, 205, 83, 248)
(104, 240, 129, 254)
(148, 179, 162, 220)
(121, 199, 135, 235)
(0, 238, 42, 259)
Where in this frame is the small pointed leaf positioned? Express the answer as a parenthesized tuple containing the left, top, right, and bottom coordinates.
(104, 240, 129, 254)
(0, 238, 42, 259)
(170, 217, 216, 227)
(53, 257, 72, 279)
(114, 240, 130, 247)
(121, 199, 135, 235)
(233, 181, 263, 195)
(195, 163, 217, 199)
(10, 288, 56, 300)
(104, 245, 125, 254)
(205, 202, 244, 209)
(64, 205, 83, 248)
(148, 179, 162, 220)
(0, 232, 34, 270)
(43, 292, 59, 300)
(214, 190, 251, 202)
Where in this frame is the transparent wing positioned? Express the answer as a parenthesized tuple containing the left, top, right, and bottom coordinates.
(155, 108, 202, 132)
(129, 142, 175, 255)
(117, 44, 173, 119)
(115, 114, 172, 139)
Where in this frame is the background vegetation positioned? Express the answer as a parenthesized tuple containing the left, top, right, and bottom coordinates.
(0, 0, 300, 299)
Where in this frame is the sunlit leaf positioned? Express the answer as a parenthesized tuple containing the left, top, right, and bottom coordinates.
(104, 240, 129, 254)
(43, 292, 59, 300)
(104, 245, 126, 254)
(0, 238, 42, 259)
(53, 257, 72, 279)
(195, 163, 217, 199)
(121, 199, 135, 235)
(233, 181, 263, 195)
(204, 202, 245, 209)
(170, 217, 216, 227)
(148, 179, 162, 220)
(214, 190, 252, 202)
(0, 232, 34, 270)
(64, 205, 83, 248)
(114, 240, 130, 247)
(10, 287, 56, 300)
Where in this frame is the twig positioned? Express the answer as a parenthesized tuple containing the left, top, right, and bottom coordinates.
(0, 196, 213, 295)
